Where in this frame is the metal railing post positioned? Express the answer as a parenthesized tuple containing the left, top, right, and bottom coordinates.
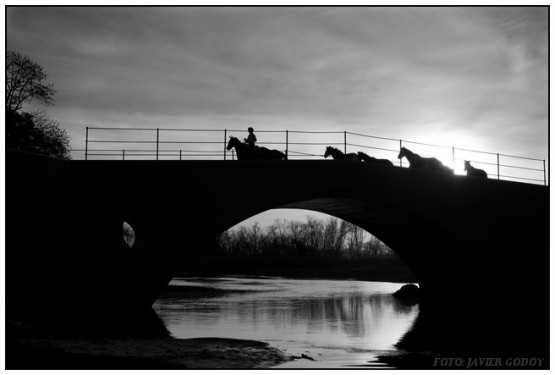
(543, 160, 546, 186)
(85, 127, 89, 160)
(180, 150, 182, 161)
(285, 130, 289, 159)
(156, 128, 160, 160)
(123, 149, 125, 160)
(497, 154, 501, 180)
(344, 131, 347, 154)
(224, 129, 227, 160)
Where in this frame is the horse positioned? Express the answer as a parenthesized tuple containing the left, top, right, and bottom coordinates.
(398, 147, 454, 174)
(464, 160, 487, 178)
(226, 136, 287, 160)
(357, 151, 394, 167)
(324, 146, 360, 161)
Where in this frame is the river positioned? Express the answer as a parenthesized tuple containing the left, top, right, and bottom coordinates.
(152, 277, 418, 368)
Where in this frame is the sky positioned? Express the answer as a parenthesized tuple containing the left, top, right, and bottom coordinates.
(5, 5, 549, 227)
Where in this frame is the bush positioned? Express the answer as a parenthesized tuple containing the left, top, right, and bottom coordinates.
(7, 110, 71, 159)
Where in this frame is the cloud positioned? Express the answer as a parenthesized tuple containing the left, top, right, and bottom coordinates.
(6, 6, 548, 162)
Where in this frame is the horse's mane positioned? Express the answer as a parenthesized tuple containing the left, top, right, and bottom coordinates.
(228, 136, 244, 146)
(400, 147, 414, 155)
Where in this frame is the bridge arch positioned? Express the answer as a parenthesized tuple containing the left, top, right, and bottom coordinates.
(7, 152, 548, 312)
(212, 192, 469, 291)
(74, 158, 546, 302)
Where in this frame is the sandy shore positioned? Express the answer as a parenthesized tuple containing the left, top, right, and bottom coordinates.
(7, 334, 294, 369)
(6, 314, 293, 370)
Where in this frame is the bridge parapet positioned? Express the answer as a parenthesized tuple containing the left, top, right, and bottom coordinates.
(76, 127, 547, 185)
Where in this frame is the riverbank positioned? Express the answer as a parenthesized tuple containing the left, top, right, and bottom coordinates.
(7, 317, 292, 369)
(178, 257, 418, 283)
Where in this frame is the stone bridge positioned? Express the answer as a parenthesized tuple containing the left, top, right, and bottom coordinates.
(7, 151, 549, 315)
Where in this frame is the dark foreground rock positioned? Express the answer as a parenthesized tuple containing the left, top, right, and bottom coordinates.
(7, 333, 292, 369)
(392, 283, 420, 305)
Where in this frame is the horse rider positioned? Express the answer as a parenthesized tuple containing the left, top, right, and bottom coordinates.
(244, 127, 257, 150)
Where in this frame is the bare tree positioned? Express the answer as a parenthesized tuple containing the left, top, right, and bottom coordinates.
(267, 218, 289, 250)
(287, 220, 304, 247)
(363, 235, 394, 257)
(6, 51, 71, 159)
(6, 50, 56, 112)
(247, 222, 262, 256)
(322, 217, 339, 255)
(346, 222, 364, 258)
(218, 216, 395, 261)
(304, 216, 324, 254)
(334, 220, 350, 255)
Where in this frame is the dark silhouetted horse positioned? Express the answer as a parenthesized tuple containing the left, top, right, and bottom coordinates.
(357, 151, 394, 167)
(464, 160, 487, 178)
(324, 146, 359, 161)
(226, 136, 286, 160)
(398, 147, 453, 174)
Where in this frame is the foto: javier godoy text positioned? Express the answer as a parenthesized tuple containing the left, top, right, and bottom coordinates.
(433, 357, 545, 368)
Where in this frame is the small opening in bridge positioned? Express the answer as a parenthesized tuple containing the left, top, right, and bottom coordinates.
(122, 221, 136, 248)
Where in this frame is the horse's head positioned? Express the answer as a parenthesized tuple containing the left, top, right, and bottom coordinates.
(398, 147, 407, 159)
(226, 136, 240, 151)
(324, 146, 333, 158)
(464, 160, 470, 171)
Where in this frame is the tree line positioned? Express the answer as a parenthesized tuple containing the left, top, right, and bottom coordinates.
(216, 216, 394, 261)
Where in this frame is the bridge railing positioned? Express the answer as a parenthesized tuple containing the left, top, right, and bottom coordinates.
(77, 127, 547, 185)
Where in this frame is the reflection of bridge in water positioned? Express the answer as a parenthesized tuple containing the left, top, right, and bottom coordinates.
(7, 150, 549, 359)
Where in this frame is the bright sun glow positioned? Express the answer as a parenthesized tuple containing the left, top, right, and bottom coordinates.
(403, 129, 494, 176)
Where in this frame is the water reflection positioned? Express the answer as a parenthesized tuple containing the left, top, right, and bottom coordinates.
(153, 277, 418, 368)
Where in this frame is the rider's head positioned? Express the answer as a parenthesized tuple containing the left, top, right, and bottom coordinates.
(248, 127, 254, 133)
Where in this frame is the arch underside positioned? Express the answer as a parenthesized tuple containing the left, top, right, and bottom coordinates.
(272, 197, 469, 287)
